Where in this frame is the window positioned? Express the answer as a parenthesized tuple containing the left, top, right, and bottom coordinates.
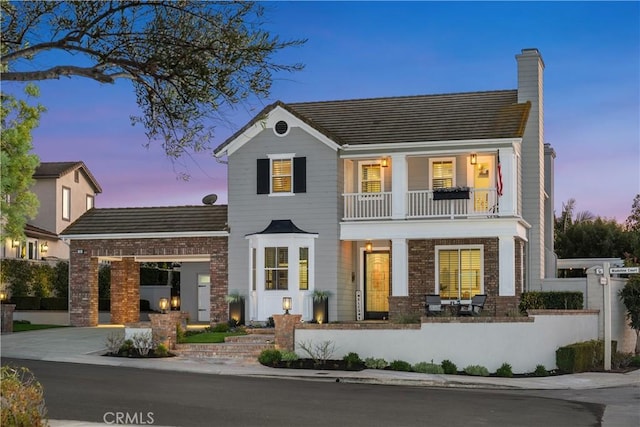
(265, 247, 288, 290)
(437, 247, 482, 300)
(271, 159, 292, 193)
(74, 170, 79, 183)
(299, 247, 309, 290)
(360, 163, 383, 193)
(86, 195, 94, 211)
(431, 159, 455, 189)
(62, 187, 71, 220)
(257, 156, 306, 195)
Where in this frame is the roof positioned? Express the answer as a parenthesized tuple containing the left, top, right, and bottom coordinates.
(215, 90, 530, 154)
(25, 223, 59, 240)
(249, 219, 316, 236)
(34, 161, 103, 193)
(61, 205, 228, 236)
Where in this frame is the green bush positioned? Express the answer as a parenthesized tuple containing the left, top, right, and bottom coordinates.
(9, 296, 41, 310)
(519, 291, 583, 313)
(52, 261, 69, 298)
(258, 349, 282, 366)
(343, 352, 363, 368)
(0, 366, 48, 426)
(211, 322, 230, 333)
(281, 351, 299, 362)
(533, 364, 549, 377)
(413, 362, 444, 374)
(155, 343, 168, 357)
(495, 362, 513, 378)
(556, 340, 618, 373)
(389, 360, 412, 372)
(464, 365, 490, 376)
(441, 359, 458, 374)
(364, 357, 388, 369)
(40, 297, 68, 310)
(630, 355, 640, 367)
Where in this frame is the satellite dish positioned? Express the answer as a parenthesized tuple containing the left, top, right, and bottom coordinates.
(202, 194, 218, 205)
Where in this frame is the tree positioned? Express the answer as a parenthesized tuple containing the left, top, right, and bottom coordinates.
(0, 85, 43, 240)
(555, 217, 633, 259)
(1, 1, 305, 163)
(626, 194, 640, 232)
(619, 275, 640, 355)
(624, 194, 640, 264)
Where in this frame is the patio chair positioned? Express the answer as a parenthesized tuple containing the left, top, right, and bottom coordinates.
(458, 294, 487, 316)
(425, 294, 443, 316)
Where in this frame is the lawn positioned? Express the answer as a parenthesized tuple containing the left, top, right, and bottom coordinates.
(180, 331, 246, 344)
(12, 322, 68, 332)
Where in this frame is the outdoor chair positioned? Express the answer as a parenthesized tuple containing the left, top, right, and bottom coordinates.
(458, 294, 487, 316)
(425, 294, 443, 316)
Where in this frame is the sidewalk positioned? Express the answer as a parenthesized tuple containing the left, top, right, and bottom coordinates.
(2, 326, 639, 426)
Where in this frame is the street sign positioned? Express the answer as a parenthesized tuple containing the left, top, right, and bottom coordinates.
(609, 267, 640, 274)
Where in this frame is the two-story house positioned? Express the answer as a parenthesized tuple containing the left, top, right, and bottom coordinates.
(213, 48, 555, 322)
(2, 161, 102, 261)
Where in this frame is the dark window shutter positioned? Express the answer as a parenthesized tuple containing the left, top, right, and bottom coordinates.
(293, 157, 306, 193)
(257, 158, 270, 194)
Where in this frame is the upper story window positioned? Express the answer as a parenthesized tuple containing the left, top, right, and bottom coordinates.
(86, 195, 94, 211)
(430, 158, 455, 189)
(62, 186, 71, 221)
(359, 162, 383, 193)
(257, 155, 306, 195)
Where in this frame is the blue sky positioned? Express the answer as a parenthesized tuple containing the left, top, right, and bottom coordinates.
(21, 1, 640, 222)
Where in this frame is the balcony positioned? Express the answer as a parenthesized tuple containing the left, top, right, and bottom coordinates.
(343, 187, 499, 221)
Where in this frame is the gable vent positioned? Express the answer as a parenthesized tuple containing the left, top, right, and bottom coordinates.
(274, 120, 289, 136)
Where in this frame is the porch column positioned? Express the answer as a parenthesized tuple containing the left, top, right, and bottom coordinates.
(498, 147, 517, 216)
(209, 240, 228, 325)
(391, 154, 407, 219)
(498, 235, 516, 296)
(391, 238, 408, 296)
(111, 258, 140, 324)
(69, 246, 99, 327)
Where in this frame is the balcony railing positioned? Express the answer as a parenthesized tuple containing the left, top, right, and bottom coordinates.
(343, 188, 498, 220)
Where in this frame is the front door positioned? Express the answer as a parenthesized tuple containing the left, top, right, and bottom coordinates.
(197, 274, 210, 322)
(364, 251, 390, 320)
(472, 156, 494, 213)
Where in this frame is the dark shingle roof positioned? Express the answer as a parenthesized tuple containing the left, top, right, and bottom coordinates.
(215, 90, 530, 154)
(34, 161, 103, 193)
(25, 223, 58, 239)
(61, 205, 228, 236)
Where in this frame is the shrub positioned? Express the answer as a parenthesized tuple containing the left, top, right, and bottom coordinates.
(131, 331, 154, 357)
(155, 343, 168, 357)
(556, 340, 617, 373)
(211, 322, 230, 333)
(9, 296, 41, 310)
(258, 349, 282, 366)
(413, 362, 444, 374)
(119, 339, 134, 356)
(364, 357, 388, 369)
(297, 340, 336, 367)
(630, 355, 640, 367)
(343, 352, 363, 369)
(464, 365, 490, 376)
(281, 351, 299, 362)
(389, 360, 412, 372)
(176, 325, 186, 343)
(0, 366, 47, 426)
(612, 352, 634, 370)
(394, 313, 421, 324)
(40, 297, 68, 310)
(495, 362, 513, 378)
(105, 331, 125, 355)
(52, 261, 69, 298)
(441, 359, 458, 374)
(519, 291, 583, 313)
(533, 364, 549, 377)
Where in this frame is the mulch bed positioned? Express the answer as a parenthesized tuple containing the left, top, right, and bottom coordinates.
(103, 350, 176, 358)
(268, 359, 366, 371)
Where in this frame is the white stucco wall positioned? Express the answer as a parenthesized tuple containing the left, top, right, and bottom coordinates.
(295, 313, 598, 373)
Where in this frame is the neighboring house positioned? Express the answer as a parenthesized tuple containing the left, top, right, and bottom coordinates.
(62, 48, 557, 327)
(1, 161, 102, 261)
(213, 48, 556, 322)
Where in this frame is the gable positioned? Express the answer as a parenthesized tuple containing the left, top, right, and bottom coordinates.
(34, 161, 103, 194)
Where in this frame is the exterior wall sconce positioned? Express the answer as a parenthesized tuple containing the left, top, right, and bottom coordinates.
(470, 153, 477, 165)
(158, 297, 169, 314)
(171, 295, 180, 311)
(282, 296, 292, 315)
(11, 239, 19, 248)
(365, 241, 373, 253)
(40, 242, 48, 253)
(0, 291, 6, 303)
(381, 157, 389, 168)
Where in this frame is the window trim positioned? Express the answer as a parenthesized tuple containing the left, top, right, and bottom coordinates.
(86, 194, 94, 211)
(435, 244, 484, 301)
(62, 186, 71, 221)
(264, 246, 289, 291)
(357, 160, 384, 194)
(269, 156, 293, 196)
(429, 157, 456, 190)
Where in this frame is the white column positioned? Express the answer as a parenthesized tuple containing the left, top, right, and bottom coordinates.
(498, 236, 516, 296)
(391, 154, 407, 219)
(391, 238, 408, 296)
(498, 147, 517, 216)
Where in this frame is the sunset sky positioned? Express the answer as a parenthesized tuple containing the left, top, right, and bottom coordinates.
(10, 1, 639, 223)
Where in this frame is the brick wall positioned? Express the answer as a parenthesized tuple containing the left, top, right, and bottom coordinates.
(111, 258, 140, 324)
(406, 238, 519, 317)
(273, 314, 302, 351)
(69, 236, 228, 327)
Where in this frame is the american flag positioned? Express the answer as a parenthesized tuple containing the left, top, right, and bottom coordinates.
(497, 152, 503, 196)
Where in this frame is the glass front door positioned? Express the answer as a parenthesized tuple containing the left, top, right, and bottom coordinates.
(364, 251, 390, 319)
